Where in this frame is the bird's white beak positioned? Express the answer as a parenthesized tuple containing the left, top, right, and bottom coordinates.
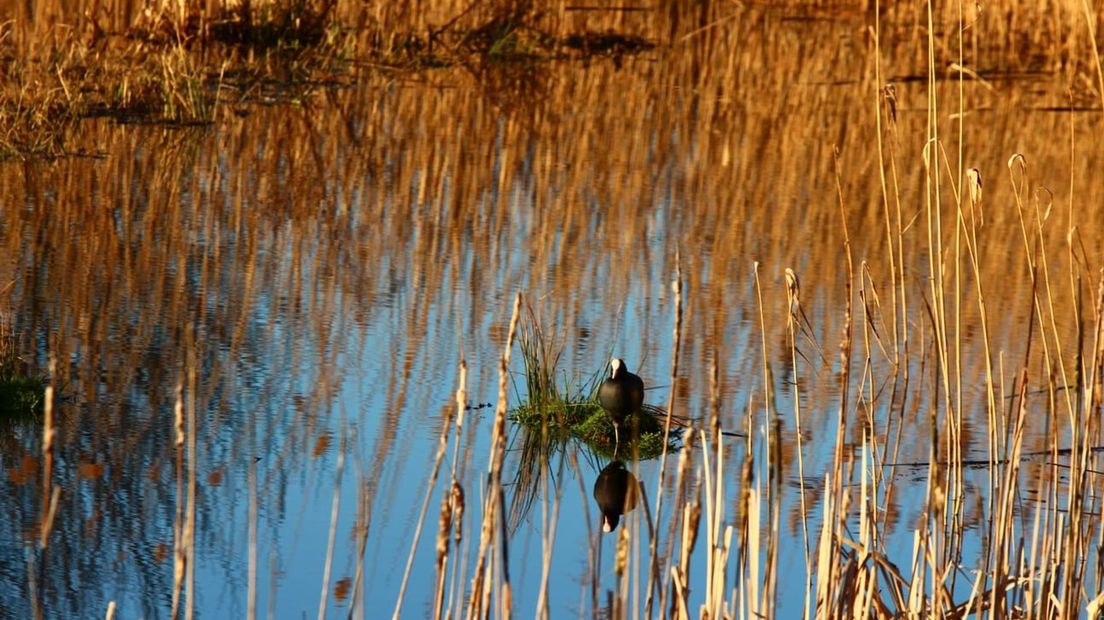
(610, 358, 622, 378)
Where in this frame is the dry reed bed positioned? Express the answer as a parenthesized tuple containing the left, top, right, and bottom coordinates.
(2, 0, 1103, 156)
(1, 2, 1104, 618)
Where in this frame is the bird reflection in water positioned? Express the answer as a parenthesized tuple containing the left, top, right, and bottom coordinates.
(593, 460, 639, 532)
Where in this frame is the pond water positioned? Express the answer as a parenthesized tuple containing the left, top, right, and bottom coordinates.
(3, 5, 1104, 619)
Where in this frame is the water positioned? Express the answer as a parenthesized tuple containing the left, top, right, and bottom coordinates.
(2, 7, 1104, 618)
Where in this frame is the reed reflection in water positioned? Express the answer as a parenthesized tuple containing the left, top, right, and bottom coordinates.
(2, 5, 1104, 618)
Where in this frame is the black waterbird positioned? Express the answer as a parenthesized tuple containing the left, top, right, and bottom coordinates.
(593, 460, 639, 532)
(597, 358, 644, 450)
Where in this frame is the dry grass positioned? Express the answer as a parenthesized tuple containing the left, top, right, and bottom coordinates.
(2, 0, 1104, 618)
(4, 0, 1103, 158)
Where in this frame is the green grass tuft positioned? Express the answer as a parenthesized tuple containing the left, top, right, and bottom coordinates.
(0, 317, 46, 427)
(509, 309, 681, 460)
(514, 399, 679, 460)
(0, 374, 45, 423)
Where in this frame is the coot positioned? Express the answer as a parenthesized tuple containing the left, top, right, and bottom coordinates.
(597, 358, 644, 449)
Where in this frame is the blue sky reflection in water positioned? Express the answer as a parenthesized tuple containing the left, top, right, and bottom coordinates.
(3, 15, 1104, 618)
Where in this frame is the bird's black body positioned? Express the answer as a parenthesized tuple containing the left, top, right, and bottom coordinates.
(598, 358, 645, 449)
(593, 460, 638, 532)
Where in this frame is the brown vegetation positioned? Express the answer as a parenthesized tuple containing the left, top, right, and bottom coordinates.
(3, 0, 1103, 157)
(2, 0, 1104, 618)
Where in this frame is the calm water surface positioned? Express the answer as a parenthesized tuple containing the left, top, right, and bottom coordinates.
(2, 9, 1103, 618)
